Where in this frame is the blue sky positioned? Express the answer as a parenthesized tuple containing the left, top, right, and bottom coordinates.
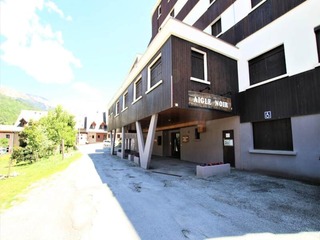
(0, 0, 156, 115)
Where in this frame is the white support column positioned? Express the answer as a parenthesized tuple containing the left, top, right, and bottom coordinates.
(135, 114, 158, 169)
(121, 127, 125, 159)
(110, 130, 116, 155)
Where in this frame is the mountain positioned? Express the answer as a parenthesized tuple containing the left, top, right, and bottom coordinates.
(0, 87, 54, 111)
(0, 87, 54, 125)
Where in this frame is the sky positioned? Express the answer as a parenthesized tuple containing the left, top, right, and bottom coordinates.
(0, 0, 156, 116)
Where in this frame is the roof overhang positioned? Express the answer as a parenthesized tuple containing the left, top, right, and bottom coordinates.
(108, 17, 240, 109)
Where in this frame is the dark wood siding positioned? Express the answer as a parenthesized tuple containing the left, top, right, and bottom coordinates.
(108, 39, 173, 130)
(151, 0, 178, 40)
(240, 67, 320, 123)
(251, 0, 264, 8)
(176, 0, 199, 22)
(253, 118, 293, 151)
(211, 18, 222, 36)
(249, 45, 286, 85)
(193, 0, 236, 30)
(171, 36, 238, 113)
(219, 0, 306, 45)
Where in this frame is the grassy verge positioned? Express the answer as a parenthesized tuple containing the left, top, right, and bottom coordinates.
(0, 151, 82, 210)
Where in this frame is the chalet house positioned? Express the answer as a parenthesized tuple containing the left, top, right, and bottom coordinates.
(76, 112, 108, 144)
(0, 110, 48, 152)
(108, 0, 320, 182)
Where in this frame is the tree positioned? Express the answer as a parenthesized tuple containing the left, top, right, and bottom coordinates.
(14, 120, 54, 163)
(39, 105, 77, 150)
(11, 105, 77, 164)
(0, 138, 9, 148)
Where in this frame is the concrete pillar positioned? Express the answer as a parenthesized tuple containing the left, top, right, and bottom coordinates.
(121, 127, 125, 159)
(136, 114, 158, 169)
(110, 130, 116, 155)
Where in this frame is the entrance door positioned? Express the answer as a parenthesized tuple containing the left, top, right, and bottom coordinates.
(171, 132, 180, 158)
(222, 130, 235, 167)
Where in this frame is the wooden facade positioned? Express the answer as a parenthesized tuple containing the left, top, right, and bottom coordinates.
(240, 67, 320, 123)
(219, 0, 306, 45)
(108, 0, 320, 181)
(108, 35, 238, 131)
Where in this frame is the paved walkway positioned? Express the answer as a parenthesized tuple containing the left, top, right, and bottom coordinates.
(0, 144, 139, 240)
(0, 144, 319, 240)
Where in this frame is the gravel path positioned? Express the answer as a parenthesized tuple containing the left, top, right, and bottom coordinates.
(0, 144, 319, 240)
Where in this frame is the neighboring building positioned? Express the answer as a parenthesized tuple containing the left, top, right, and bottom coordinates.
(0, 110, 48, 152)
(76, 112, 108, 144)
(0, 125, 22, 153)
(108, 0, 320, 182)
(14, 110, 47, 127)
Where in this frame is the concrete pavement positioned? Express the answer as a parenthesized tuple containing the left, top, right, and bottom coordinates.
(0, 143, 319, 240)
(0, 144, 139, 240)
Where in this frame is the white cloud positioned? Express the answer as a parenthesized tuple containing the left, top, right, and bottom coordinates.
(44, 1, 72, 21)
(72, 82, 103, 98)
(51, 82, 107, 116)
(0, 0, 80, 84)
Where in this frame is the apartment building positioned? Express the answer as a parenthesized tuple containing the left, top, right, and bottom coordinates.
(108, 0, 320, 181)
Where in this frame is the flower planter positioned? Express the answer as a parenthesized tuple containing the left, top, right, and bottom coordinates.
(117, 151, 122, 158)
(196, 163, 230, 177)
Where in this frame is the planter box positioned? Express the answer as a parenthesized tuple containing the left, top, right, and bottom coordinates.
(117, 151, 122, 158)
(196, 163, 230, 177)
(134, 156, 140, 165)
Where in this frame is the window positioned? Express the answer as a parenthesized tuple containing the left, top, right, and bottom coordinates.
(90, 122, 96, 129)
(315, 26, 320, 62)
(133, 77, 142, 102)
(6, 134, 10, 139)
(251, 0, 264, 8)
(191, 48, 208, 83)
(170, 9, 175, 17)
(122, 91, 128, 111)
(115, 100, 120, 116)
(249, 45, 286, 85)
(148, 54, 162, 91)
(253, 119, 293, 151)
(158, 5, 162, 18)
(211, 19, 221, 37)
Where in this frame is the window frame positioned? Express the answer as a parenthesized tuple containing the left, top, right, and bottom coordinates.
(315, 26, 320, 63)
(122, 91, 128, 112)
(211, 18, 222, 37)
(190, 47, 209, 85)
(146, 53, 163, 94)
(115, 100, 120, 117)
(170, 9, 175, 17)
(132, 76, 143, 104)
(252, 118, 293, 151)
(249, 44, 287, 86)
(157, 5, 162, 19)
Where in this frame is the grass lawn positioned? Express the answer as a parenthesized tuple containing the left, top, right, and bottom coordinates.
(0, 151, 82, 210)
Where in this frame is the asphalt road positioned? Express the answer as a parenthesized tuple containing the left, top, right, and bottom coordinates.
(0, 144, 319, 240)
